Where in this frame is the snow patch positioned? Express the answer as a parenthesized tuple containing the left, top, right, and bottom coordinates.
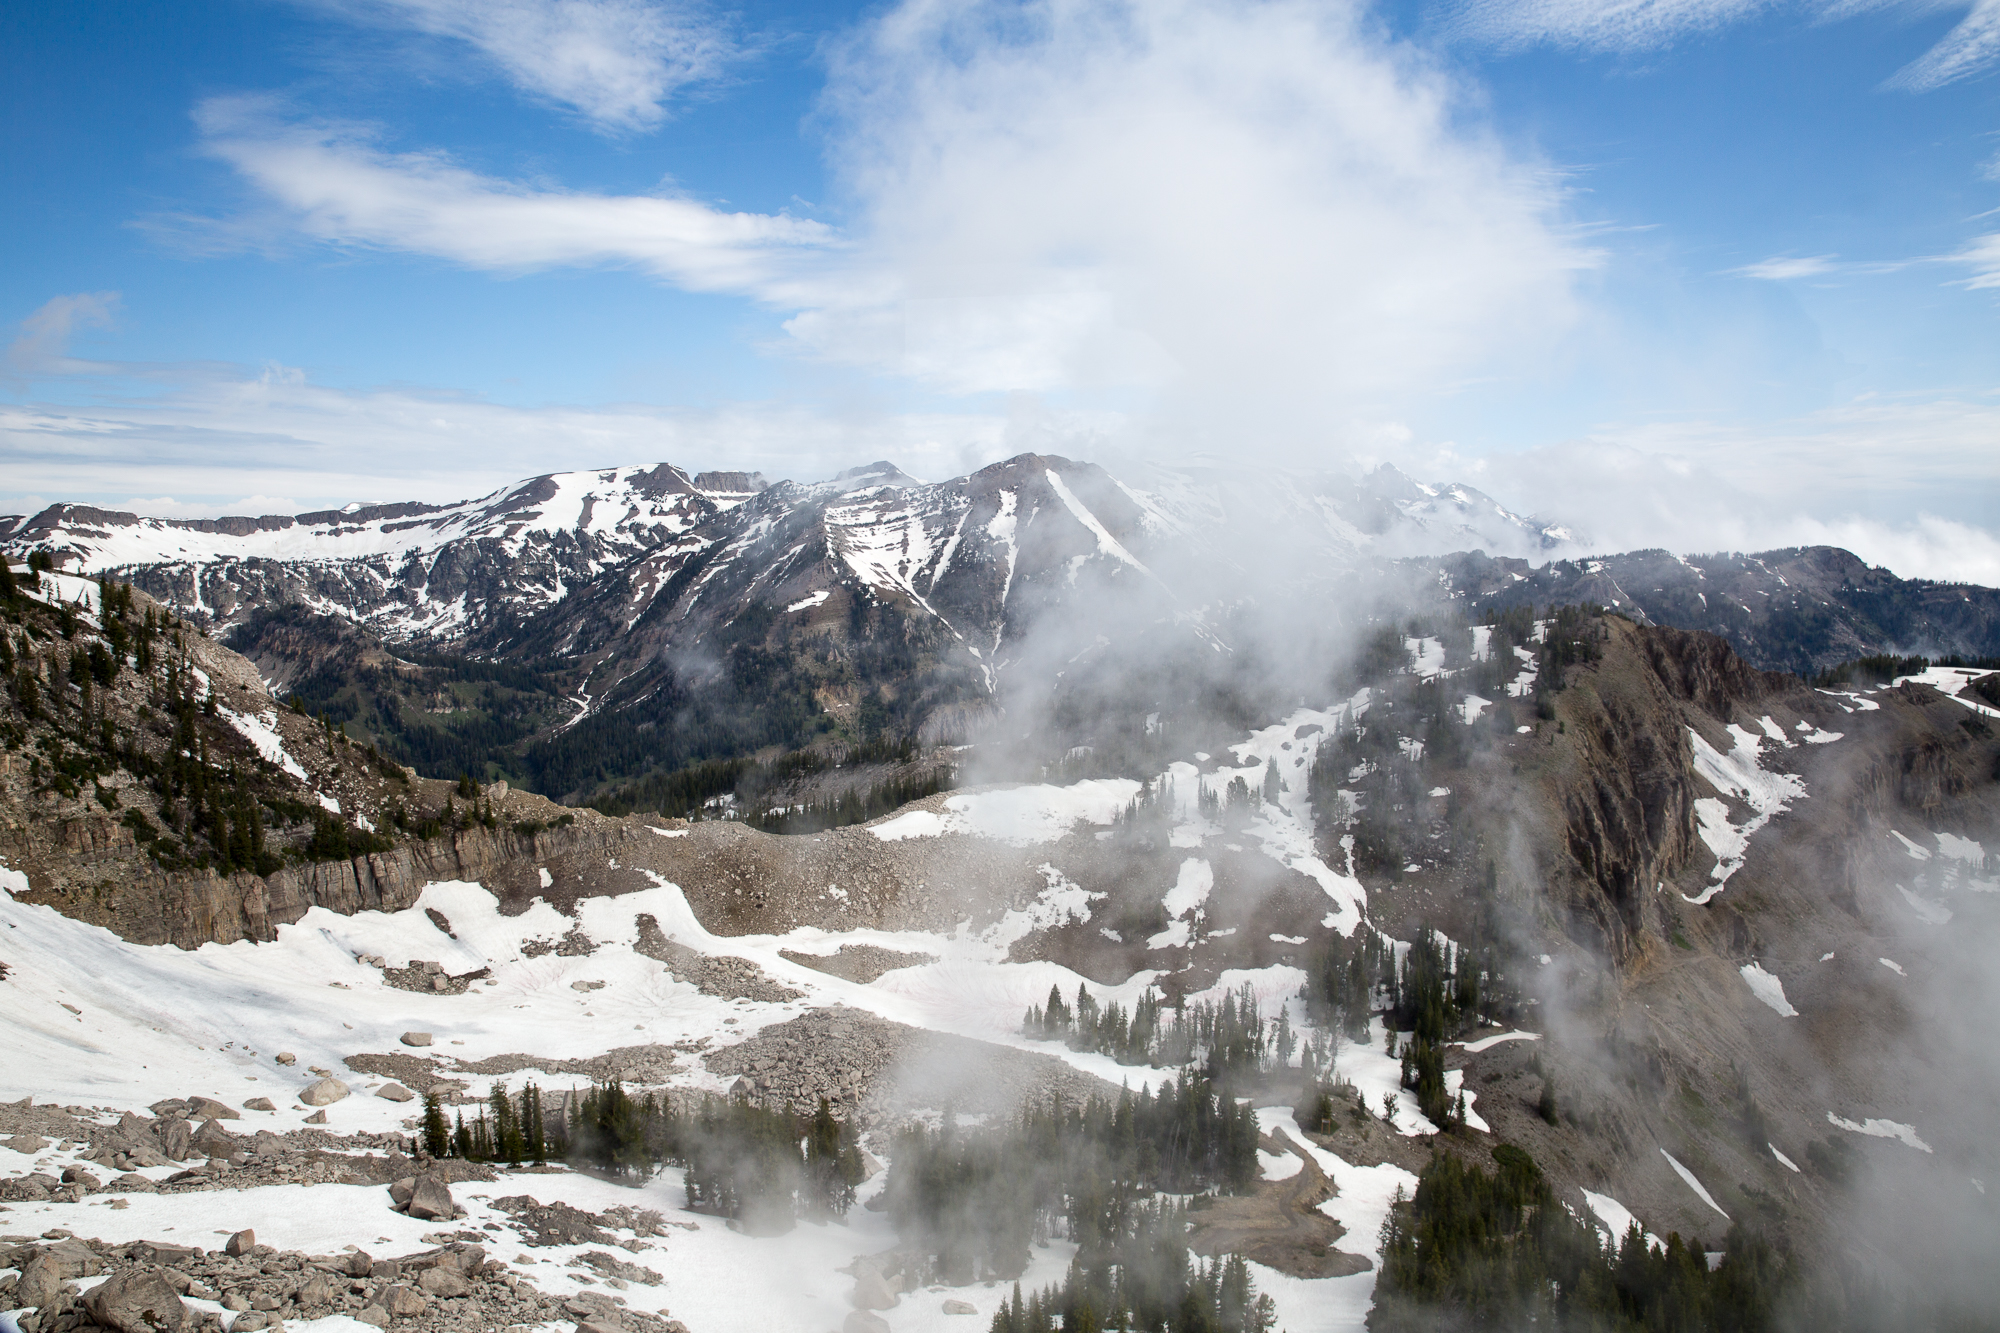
(1827, 1112, 1932, 1153)
(1660, 1150, 1729, 1218)
(1683, 725, 1807, 904)
(1739, 963, 1798, 1017)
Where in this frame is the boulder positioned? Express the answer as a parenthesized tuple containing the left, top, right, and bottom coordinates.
(407, 1176, 456, 1222)
(243, 1098, 276, 1112)
(345, 1252, 375, 1278)
(83, 1268, 188, 1333)
(384, 1285, 427, 1317)
(943, 1299, 978, 1315)
(156, 1119, 193, 1161)
(417, 1266, 467, 1298)
(274, 1052, 297, 1066)
(400, 1033, 433, 1048)
(355, 1305, 389, 1328)
(300, 1078, 349, 1106)
(191, 1120, 239, 1157)
(43, 1239, 102, 1278)
(16, 1253, 62, 1308)
(304, 1110, 328, 1125)
(60, 1166, 100, 1189)
(389, 1177, 417, 1208)
(111, 1172, 159, 1193)
(849, 1261, 899, 1311)
(3, 1134, 48, 1154)
(187, 1096, 239, 1121)
(376, 1083, 415, 1103)
(843, 1313, 891, 1333)
(224, 1230, 256, 1257)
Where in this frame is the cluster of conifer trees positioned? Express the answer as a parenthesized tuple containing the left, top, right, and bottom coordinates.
(421, 1082, 862, 1232)
(1370, 1145, 1787, 1332)
(990, 1206, 1276, 1333)
(1022, 983, 1297, 1089)
(883, 1078, 1261, 1289)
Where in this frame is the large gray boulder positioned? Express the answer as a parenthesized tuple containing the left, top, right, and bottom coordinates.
(301, 1077, 350, 1106)
(186, 1096, 239, 1121)
(407, 1175, 456, 1221)
(16, 1252, 62, 1308)
(156, 1119, 192, 1161)
(375, 1082, 414, 1102)
(400, 1032, 433, 1047)
(84, 1268, 188, 1333)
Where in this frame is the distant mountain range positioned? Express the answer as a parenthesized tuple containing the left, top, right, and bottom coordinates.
(5, 453, 1995, 801)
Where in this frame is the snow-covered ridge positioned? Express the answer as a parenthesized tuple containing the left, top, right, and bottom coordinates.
(8, 464, 744, 573)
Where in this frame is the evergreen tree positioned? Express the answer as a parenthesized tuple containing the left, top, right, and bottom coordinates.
(421, 1092, 451, 1158)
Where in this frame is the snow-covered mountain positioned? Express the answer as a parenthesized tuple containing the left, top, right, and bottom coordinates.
(0, 455, 1570, 652)
(0, 463, 768, 641)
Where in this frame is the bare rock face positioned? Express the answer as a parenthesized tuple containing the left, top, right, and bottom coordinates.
(83, 1268, 188, 1333)
(301, 1077, 349, 1106)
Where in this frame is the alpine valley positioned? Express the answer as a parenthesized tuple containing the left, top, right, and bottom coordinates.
(0, 455, 1995, 1333)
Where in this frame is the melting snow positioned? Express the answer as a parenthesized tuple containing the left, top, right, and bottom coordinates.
(1739, 963, 1798, 1017)
(1683, 725, 1807, 904)
(1660, 1150, 1729, 1218)
(219, 707, 310, 782)
(1827, 1112, 1932, 1153)
(1769, 1144, 1800, 1172)
(1582, 1190, 1664, 1251)
(785, 590, 830, 613)
(1879, 957, 1906, 976)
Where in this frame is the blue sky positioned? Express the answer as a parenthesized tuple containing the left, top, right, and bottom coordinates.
(4, 0, 1998, 579)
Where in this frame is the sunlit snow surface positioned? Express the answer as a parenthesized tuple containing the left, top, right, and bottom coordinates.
(1684, 725, 1807, 904)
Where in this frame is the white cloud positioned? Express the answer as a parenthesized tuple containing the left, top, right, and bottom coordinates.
(1446, 0, 1774, 52)
(317, 0, 739, 131)
(1949, 230, 2000, 287)
(191, 0, 1594, 444)
(1448, 0, 2000, 90)
(4, 292, 121, 380)
(1428, 395, 2000, 582)
(1887, 0, 2000, 89)
(192, 97, 834, 296)
(1733, 254, 1841, 280)
(798, 0, 1594, 426)
(0, 362, 1063, 518)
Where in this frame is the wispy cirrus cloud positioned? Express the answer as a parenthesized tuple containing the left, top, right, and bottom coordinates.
(1732, 254, 1843, 280)
(1445, 0, 1776, 53)
(1884, 0, 2000, 89)
(1448, 0, 2000, 91)
(308, 0, 742, 132)
(189, 96, 835, 296)
(4, 292, 121, 382)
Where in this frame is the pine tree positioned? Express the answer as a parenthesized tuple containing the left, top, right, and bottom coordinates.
(421, 1092, 451, 1158)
